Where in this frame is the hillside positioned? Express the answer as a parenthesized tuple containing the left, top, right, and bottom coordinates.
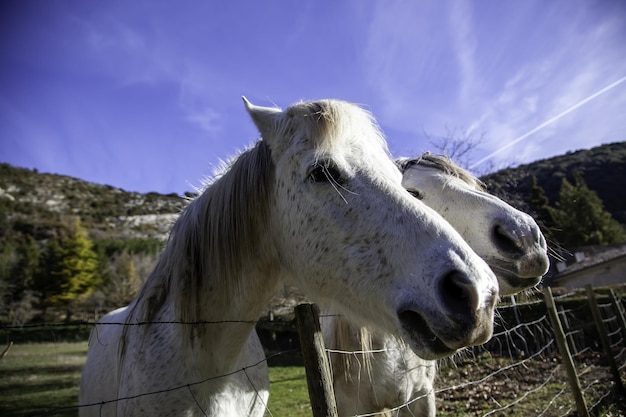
(0, 163, 185, 242)
(0, 143, 624, 323)
(1, 141, 624, 245)
(480, 142, 626, 225)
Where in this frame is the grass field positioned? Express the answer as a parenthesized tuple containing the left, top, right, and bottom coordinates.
(1, 341, 623, 417)
(0, 342, 312, 417)
(0, 342, 86, 417)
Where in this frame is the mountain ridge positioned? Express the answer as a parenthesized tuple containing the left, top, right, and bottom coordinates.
(0, 163, 185, 242)
(480, 141, 626, 224)
(1, 141, 625, 244)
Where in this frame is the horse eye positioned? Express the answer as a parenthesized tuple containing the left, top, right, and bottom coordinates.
(407, 189, 424, 200)
(308, 161, 343, 184)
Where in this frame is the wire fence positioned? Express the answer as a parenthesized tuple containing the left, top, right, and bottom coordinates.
(0, 285, 625, 416)
(302, 284, 626, 417)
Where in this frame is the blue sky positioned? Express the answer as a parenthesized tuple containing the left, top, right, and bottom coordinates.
(1, 0, 625, 194)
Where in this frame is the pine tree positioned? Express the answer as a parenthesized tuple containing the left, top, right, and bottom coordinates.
(10, 236, 40, 300)
(527, 173, 555, 240)
(0, 244, 13, 315)
(34, 238, 64, 320)
(35, 218, 101, 321)
(550, 171, 626, 248)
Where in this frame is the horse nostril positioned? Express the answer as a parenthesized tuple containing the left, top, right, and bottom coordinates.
(492, 224, 524, 257)
(439, 270, 479, 318)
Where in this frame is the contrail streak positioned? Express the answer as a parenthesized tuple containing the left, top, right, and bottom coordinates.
(470, 75, 626, 170)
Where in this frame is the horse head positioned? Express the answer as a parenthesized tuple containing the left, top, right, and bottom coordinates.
(244, 98, 499, 359)
(398, 153, 549, 296)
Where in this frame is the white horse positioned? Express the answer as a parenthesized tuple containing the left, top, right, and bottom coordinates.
(78, 100, 499, 417)
(326, 153, 550, 417)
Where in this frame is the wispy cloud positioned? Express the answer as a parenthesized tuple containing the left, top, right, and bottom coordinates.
(447, 0, 478, 106)
(471, 75, 626, 169)
(178, 64, 223, 134)
(70, 13, 166, 86)
(73, 9, 227, 136)
(361, 0, 625, 170)
(363, 0, 458, 129)
(3, 0, 624, 193)
(469, 6, 626, 169)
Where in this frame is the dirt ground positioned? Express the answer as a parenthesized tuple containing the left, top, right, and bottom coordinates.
(435, 351, 626, 417)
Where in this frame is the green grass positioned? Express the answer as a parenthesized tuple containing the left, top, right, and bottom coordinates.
(1, 342, 622, 417)
(0, 342, 311, 417)
(265, 367, 311, 417)
(0, 342, 87, 417)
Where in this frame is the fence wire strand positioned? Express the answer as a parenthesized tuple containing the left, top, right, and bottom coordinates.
(1, 287, 625, 416)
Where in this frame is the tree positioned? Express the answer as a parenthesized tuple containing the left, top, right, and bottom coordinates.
(427, 125, 486, 170)
(550, 171, 626, 248)
(35, 218, 101, 321)
(527, 173, 555, 240)
(34, 238, 63, 320)
(104, 249, 141, 307)
(0, 244, 14, 317)
(424, 125, 518, 176)
(9, 236, 40, 299)
(0, 236, 41, 323)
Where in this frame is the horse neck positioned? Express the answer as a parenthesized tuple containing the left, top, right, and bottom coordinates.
(137, 251, 284, 376)
(195, 266, 283, 363)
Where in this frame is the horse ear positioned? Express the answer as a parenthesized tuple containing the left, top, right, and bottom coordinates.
(242, 97, 283, 144)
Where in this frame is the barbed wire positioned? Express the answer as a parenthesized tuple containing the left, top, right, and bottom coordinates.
(2, 288, 625, 416)
(552, 289, 583, 300)
(536, 383, 568, 417)
(318, 289, 625, 416)
(481, 364, 561, 417)
(30, 348, 297, 417)
(1, 319, 259, 330)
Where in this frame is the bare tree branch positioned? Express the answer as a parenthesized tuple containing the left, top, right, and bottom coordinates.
(422, 126, 518, 176)
(423, 125, 486, 170)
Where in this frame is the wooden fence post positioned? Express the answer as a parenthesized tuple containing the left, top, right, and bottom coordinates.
(585, 285, 626, 396)
(609, 289, 626, 341)
(558, 304, 578, 355)
(295, 303, 338, 417)
(543, 287, 590, 417)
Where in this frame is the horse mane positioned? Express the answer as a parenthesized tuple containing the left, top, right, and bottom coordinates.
(127, 140, 274, 332)
(396, 152, 485, 191)
(331, 316, 375, 384)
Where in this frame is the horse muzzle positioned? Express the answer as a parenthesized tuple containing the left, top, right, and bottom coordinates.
(397, 269, 498, 360)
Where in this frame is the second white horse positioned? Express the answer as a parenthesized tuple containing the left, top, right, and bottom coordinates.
(326, 153, 550, 417)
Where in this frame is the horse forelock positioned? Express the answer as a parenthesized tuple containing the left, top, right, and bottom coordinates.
(284, 100, 389, 159)
(131, 141, 274, 329)
(398, 152, 485, 191)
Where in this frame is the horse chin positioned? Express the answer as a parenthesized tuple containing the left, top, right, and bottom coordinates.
(397, 310, 458, 360)
(497, 271, 542, 297)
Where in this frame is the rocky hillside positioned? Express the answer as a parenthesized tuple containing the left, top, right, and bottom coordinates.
(0, 163, 185, 242)
(1, 141, 624, 245)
